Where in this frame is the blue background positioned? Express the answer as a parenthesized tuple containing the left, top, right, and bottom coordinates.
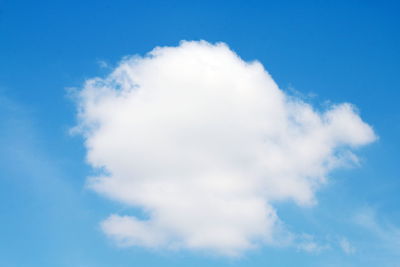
(0, 0, 399, 266)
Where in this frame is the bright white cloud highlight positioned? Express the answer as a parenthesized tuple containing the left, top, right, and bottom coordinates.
(74, 40, 376, 256)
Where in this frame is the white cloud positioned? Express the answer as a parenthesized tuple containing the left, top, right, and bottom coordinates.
(296, 234, 329, 253)
(97, 59, 109, 69)
(354, 207, 400, 254)
(74, 40, 376, 256)
(339, 237, 356, 255)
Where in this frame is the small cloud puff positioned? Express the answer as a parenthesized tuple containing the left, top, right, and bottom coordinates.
(339, 237, 356, 255)
(74, 41, 376, 256)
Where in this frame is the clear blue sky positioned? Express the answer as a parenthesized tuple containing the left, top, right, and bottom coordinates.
(1, 0, 399, 266)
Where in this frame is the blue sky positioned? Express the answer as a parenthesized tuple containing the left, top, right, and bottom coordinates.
(1, 0, 399, 266)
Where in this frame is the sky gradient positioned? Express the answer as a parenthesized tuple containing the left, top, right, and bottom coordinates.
(1, 1, 400, 266)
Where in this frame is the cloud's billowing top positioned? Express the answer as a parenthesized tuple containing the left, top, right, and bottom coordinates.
(74, 41, 376, 256)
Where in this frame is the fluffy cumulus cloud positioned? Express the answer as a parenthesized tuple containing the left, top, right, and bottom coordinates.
(74, 41, 376, 256)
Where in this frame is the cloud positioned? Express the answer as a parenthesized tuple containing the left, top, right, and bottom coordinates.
(97, 59, 109, 69)
(339, 237, 356, 255)
(296, 234, 329, 253)
(74, 40, 376, 256)
(354, 207, 400, 254)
